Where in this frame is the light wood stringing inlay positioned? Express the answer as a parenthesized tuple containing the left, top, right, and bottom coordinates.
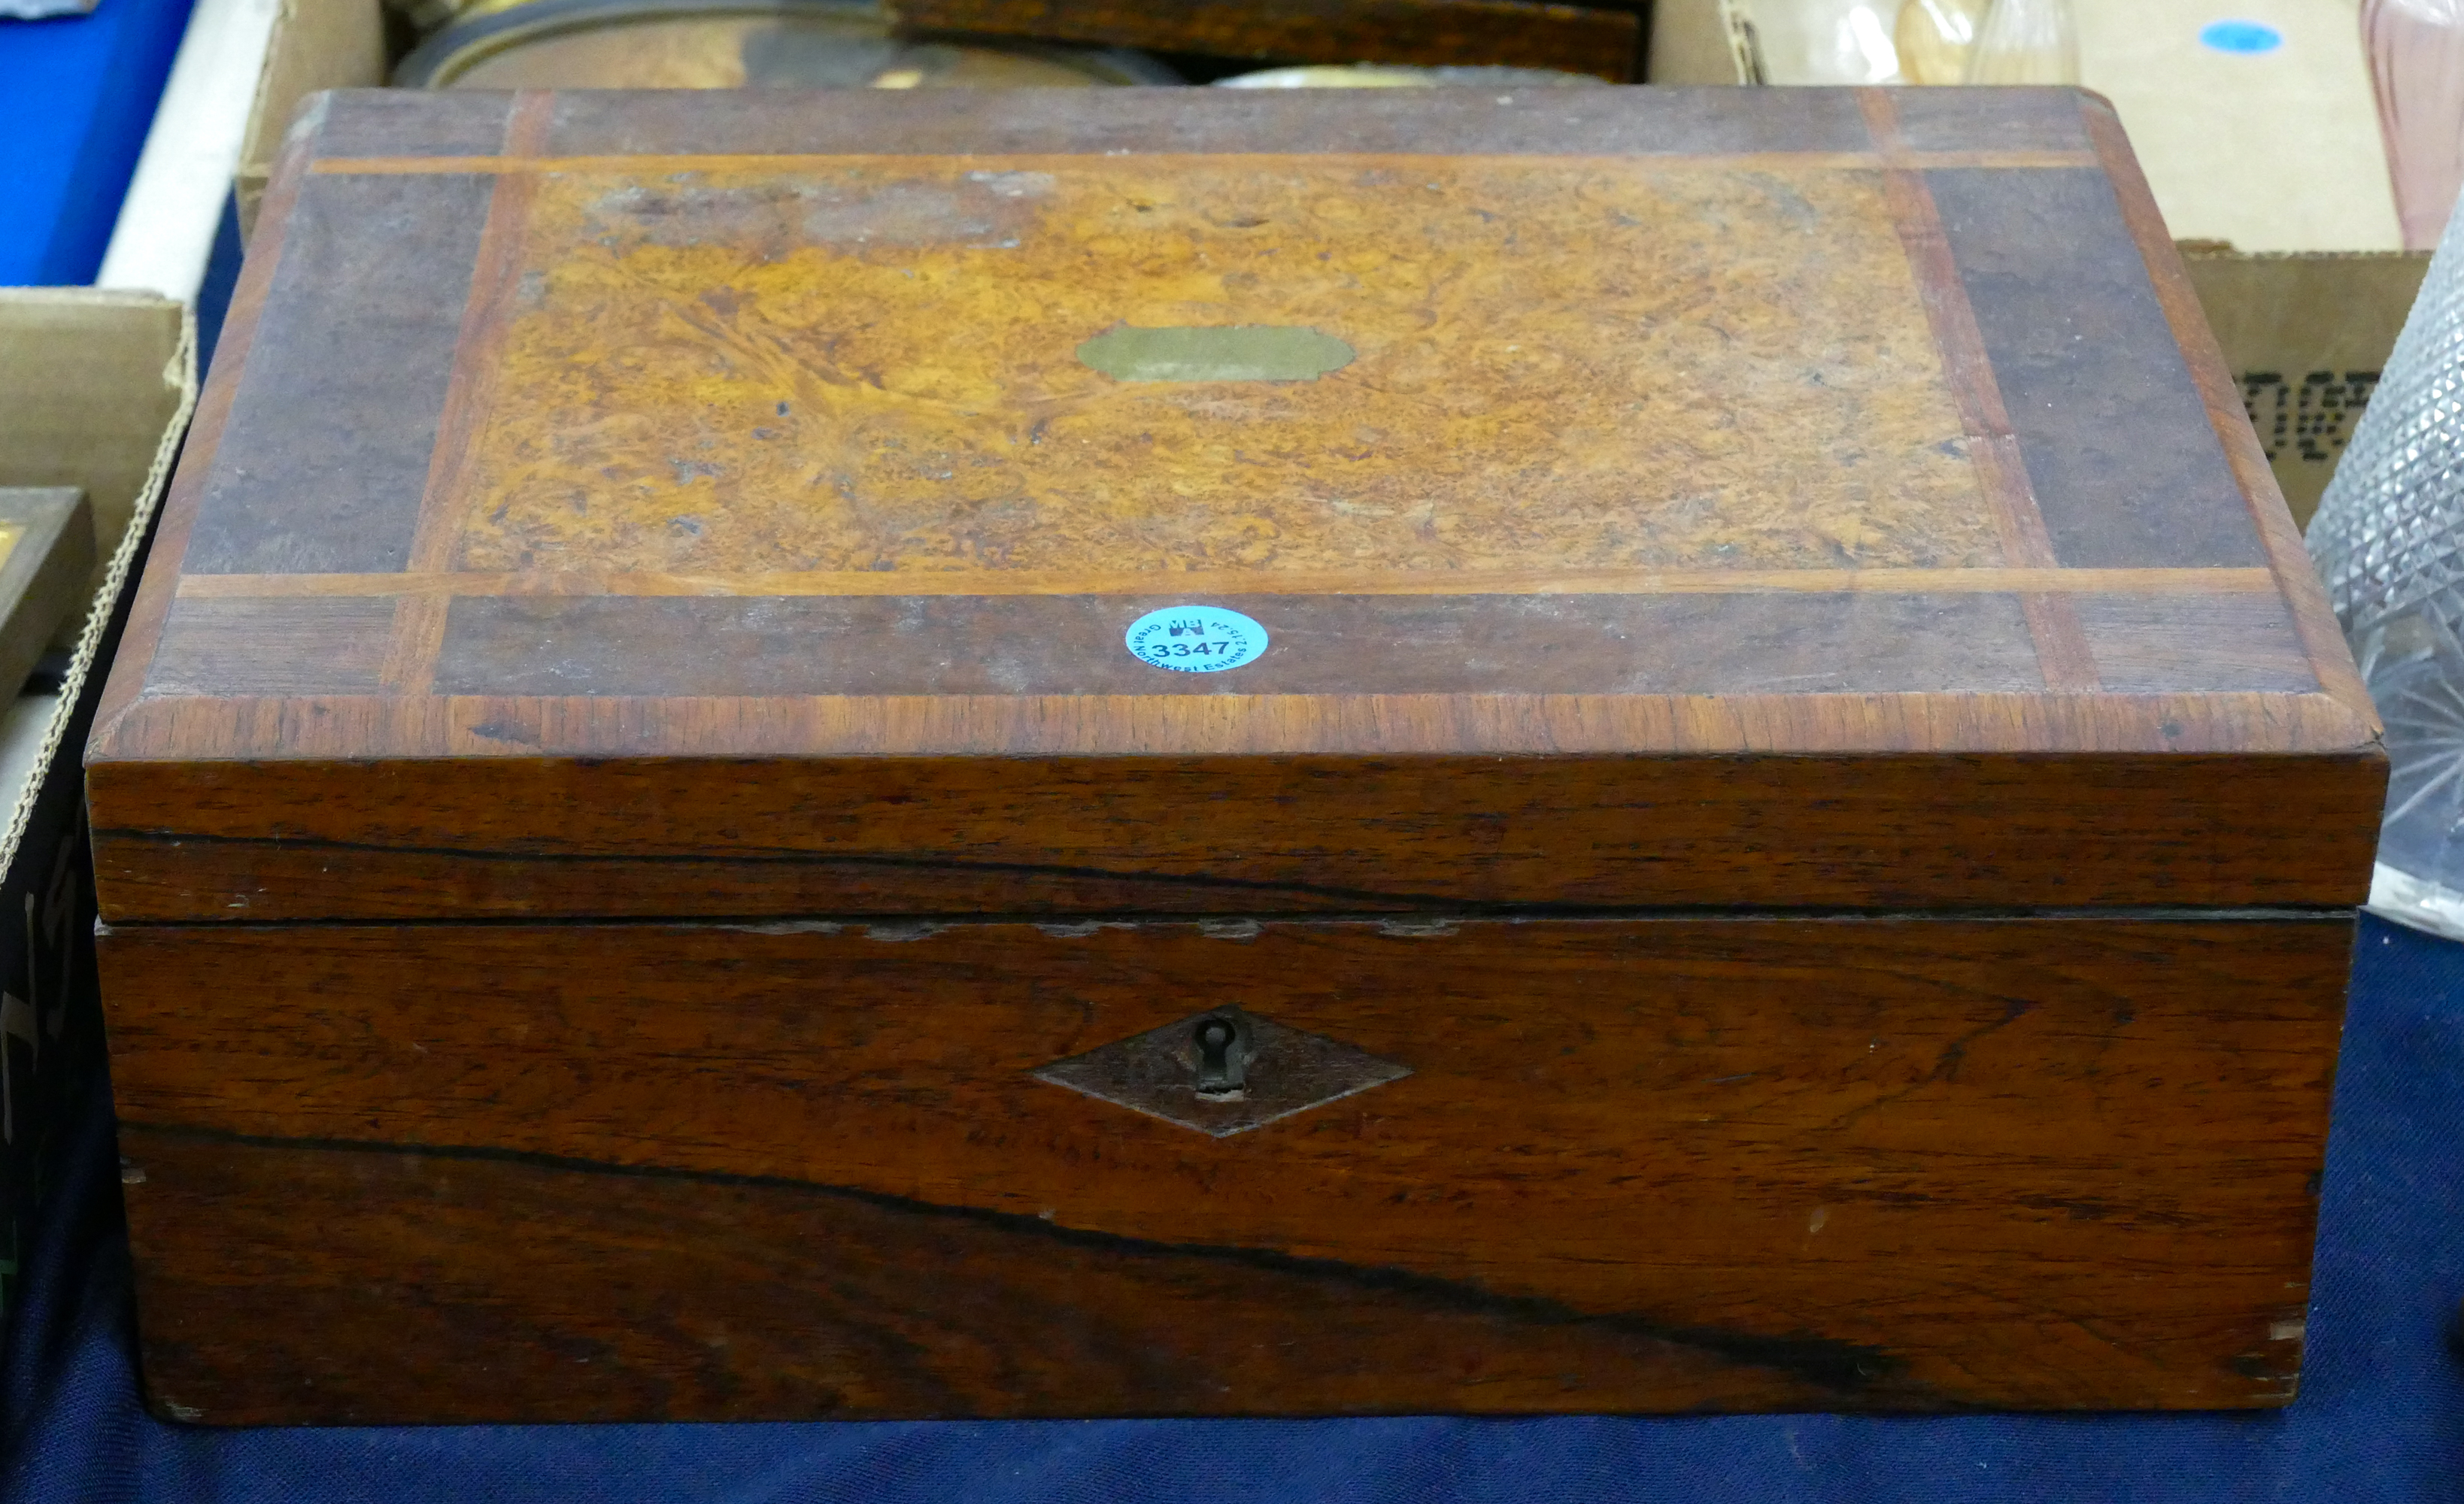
(303, 150, 2109, 177)
(172, 566, 2283, 599)
(1860, 89, 2098, 690)
(390, 91, 555, 696)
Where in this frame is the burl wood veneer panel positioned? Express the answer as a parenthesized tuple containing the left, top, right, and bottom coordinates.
(450, 156, 1992, 580)
(107, 915, 2347, 1422)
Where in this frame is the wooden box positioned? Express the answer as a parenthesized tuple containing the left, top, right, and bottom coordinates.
(87, 86, 2386, 1424)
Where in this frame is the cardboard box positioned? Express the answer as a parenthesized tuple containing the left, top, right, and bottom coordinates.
(96, 0, 290, 356)
(2182, 248, 2427, 526)
(0, 290, 196, 1341)
(232, 0, 388, 239)
(1647, 0, 2429, 526)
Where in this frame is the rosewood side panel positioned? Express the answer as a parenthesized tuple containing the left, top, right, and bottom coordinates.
(103, 916, 2349, 1421)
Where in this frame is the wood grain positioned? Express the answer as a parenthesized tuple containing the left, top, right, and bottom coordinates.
(448, 155, 1989, 583)
(1923, 165, 2267, 574)
(90, 744, 2385, 921)
(383, 92, 554, 696)
(134, 590, 2321, 702)
(87, 89, 2384, 928)
(104, 914, 2350, 1421)
(2071, 593, 2313, 693)
(92, 104, 319, 738)
(160, 593, 2061, 700)
(168, 565, 2287, 601)
(303, 150, 2110, 177)
(1864, 92, 2097, 691)
(117, 1126, 1877, 1424)
(84, 89, 2372, 1427)
(520, 82, 1885, 158)
(883, 0, 1642, 80)
(181, 171, 498, 578)
(375, 594, 449, 694)
(2073, 93, 2377, 724)
(405, 92, 554, 578)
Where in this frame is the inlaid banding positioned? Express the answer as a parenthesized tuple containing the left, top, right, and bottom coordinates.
(174, 566, 2282, 600)
(145, 586, 2314, 703)
(1862, 89, 2098, 692)
(302, 149, 2108, 177)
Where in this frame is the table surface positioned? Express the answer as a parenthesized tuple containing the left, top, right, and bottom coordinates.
(4, 911, 2458, 1502)
(0, 0, 196, 286)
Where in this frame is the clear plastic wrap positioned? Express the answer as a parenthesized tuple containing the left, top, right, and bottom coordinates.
(1728, 0, 2071, 86)
(1963, 0, 2077, 84)
(1730, 0, 1907, 83)
(1896, 0, 1986, 84)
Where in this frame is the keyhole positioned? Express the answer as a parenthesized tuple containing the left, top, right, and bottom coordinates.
(1193, 1014, 1247, 1100)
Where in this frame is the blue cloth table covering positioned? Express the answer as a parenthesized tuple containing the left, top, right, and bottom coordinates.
(4, 914, 2459, 1502)
(0, 0, 195, 287)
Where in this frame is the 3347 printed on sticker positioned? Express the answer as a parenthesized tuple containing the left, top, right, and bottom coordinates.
(1124, 605, 1270, 674)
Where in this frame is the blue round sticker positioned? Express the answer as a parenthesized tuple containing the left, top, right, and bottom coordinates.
(1124, 605, 1269, 673)
(2200, 20, 2283, 53)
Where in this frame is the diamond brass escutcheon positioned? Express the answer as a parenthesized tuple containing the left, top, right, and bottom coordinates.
(1032, 1005, 1411, 1138)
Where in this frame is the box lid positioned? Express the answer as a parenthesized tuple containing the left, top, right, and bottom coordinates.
(87, 86, 2384, 923)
